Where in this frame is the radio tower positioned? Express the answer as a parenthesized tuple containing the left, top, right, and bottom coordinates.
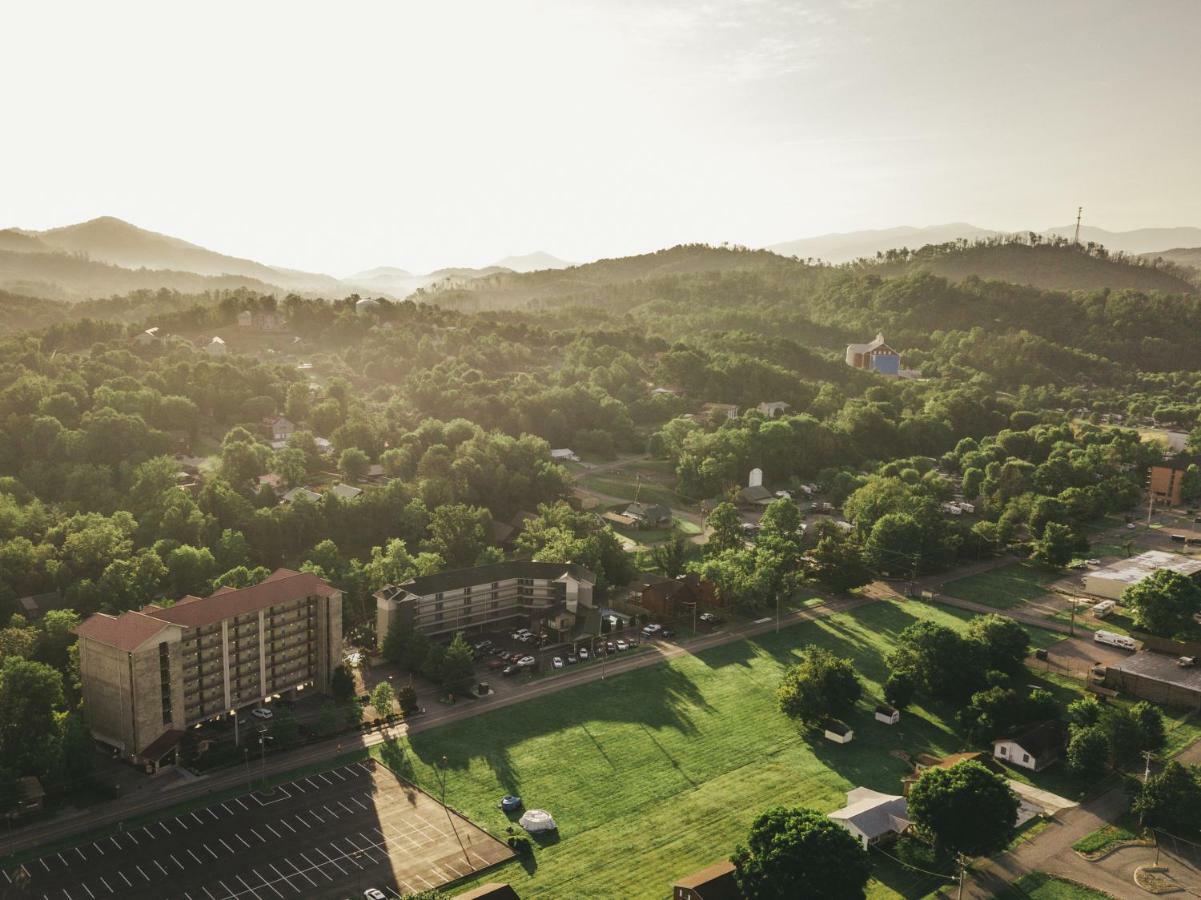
(1073, 206, 1083, 244)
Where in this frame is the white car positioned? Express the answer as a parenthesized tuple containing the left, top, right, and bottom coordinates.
(518, 656, 536, 667)
(552, 656, 564, 669)
(615, 640, 629, 651)
(364, 890, 387, 900)
(578, 647, 589, 660)
(251, 707, 273, 720)
(641, 623, 662, 636)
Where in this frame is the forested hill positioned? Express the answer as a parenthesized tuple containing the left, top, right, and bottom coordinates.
(1141, 247, 1201, 272)
(422, 244, 799, 310)
(860, 239, 1197, 294)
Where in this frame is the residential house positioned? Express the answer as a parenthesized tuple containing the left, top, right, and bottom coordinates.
(650, 386, 683, 398)
(993, 721, 1064, 772)
(16, 591, 66, 621)
(671, 860, 739, 900)
(845, 333, 900, 375)
(75, 569, 342, 763)
(375, 561, 595, 643)
(204, 336, 226, 356)
(902, 751, 1004, 796)
(257, 473, 284, 494)
(263, 415, 295, 443)
(700, 402, 739, 422)
(737, 484, 774, 506)
(363, 463, 390, 484)
(625, 502, 672, 529)
(134, 327, 160, 346)
(550, 448, 579, 463)
(756, 401, 791, 418)
(636, 573, 722, 620)
(828, 787, 910, 850)
(330, 483, 363, 500)
(1149, 456, 1198, 506)
(280, 487, 321, 504)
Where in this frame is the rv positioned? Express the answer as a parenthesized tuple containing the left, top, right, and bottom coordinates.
(1091, 600, 1116, 619)
(1094, 630, 1136, 651)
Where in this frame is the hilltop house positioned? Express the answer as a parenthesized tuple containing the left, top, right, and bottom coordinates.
(134, 327, 160, 346)
(756, 401, 791, 418)
(700, 402, 739, 422)
(263, 415, 295, 443)
(845, 333, 900, 375)
(204, 336, 226, 356)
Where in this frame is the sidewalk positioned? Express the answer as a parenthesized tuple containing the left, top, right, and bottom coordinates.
(5, 591, 871, 857)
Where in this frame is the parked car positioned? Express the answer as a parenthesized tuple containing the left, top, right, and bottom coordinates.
(502, 664, 520, 676)
(698, 612, 721, 624)
(518, 656, 536, 667)
(251, 707, 273, 720)
(615, 640, 629, 651)
(552, 656, 564, 669)
(641, 623, 662, 636)
(508, 652, 524, 663)
(566, 654, 578, 665)
(364, 890, 387, 900)
(661, 628, 675, 639)
(606, 641, 616, 653)
(578, 647, 589, 660)
(499, 795, 523, 812)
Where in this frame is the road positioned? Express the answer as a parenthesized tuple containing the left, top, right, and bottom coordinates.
(6, 592, 870, 859)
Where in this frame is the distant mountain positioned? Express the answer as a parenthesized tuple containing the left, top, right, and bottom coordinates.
(492, 251, 573, 273)
(343, 264, 510, 298)
(1140, 247, 1201, 270)
(29, 217, 344, 294)
(769, 222, 1201, 263)
(0, 229, 53, 254)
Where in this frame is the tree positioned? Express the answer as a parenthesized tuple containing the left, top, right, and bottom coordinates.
(864, 513, 924, 576)
(330, 665, 355, 702)
(315, 701, 339, 737)
(397, 685, 418, 715)
(776, 646, 862, 726)
(884, 672, 916, 710)
(38, 609, 80, 672)
(965, 614, 1030, 677)
(1031, 521, 1079, 567)
(1133, 762, 1201, 831)
(1066, 724, 1109, 778)
(1099, 705, 1145, 768)
(731, 806, 871, 900)
(440, 634, 475, 696)
(652, 535, 689, 579)
(907, 761, 1019, 856)
(1124, 569, 1201, 637)
(806, 535, 872, 594)
(1132, 701, 1166, 752)
(705, 502, 744, 556)
(0, 657, 65, 776)
(887, 620, 981, 702)
(269, 707, 299, 747)
(423, 504, 492, 569)
(371, 681, 396, 718)
(339, 447, 370, 483)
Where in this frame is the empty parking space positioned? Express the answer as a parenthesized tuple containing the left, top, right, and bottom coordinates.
(5, 760, 513, 900)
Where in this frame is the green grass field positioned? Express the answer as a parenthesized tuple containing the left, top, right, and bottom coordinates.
(579, 473, 689, 509)
(364, 600, 1070, 899)
(998, 872, 1114, 899)
(943, 563, 1059, 609)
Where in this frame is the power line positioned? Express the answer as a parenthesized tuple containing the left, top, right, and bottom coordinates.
(868, 843, 957, 882)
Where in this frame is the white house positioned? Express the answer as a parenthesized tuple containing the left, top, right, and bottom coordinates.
(828, 788, 910, 850)
(1082, 551, 1201, 601)
(205, 336, 226, 356)
(993, 721, 1063, 772)
(550, 448, 579, 463)
(134, 327, 160, 346)
(756, 401, 791, 418)
(263, 415, 295, 442)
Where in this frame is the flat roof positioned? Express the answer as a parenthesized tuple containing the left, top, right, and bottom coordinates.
(1085, 551, 1201, 587)
(1112, 651, 1201, 693)
(393, 561, 595, 598)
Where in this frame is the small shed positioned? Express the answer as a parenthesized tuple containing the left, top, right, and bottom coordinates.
(875, 705, 900, 725)
(519, 809, 557, 833)
(823, 719, 854, 744)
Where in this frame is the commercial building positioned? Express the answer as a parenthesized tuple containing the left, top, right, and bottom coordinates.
(1149, 456, 1198, 506)
(1081, 550, 1201, 600)
(75, 569, 342, 763)
(375, 561, 596, 644)
(1106, 651, 1201, 710)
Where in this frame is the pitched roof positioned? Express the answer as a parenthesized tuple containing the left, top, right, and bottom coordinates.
(626, 501, 671, 520)
(997, 720, 1064, 758)
(829, 788, 910, 839)
(142, 569, 337, 628)
(74, 610, 176, 652)
(390, 561, 596, 598)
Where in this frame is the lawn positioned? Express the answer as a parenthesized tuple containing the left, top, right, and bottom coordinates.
(998, 872, 1114, 899)
(1071, 818, 1142, 855)
(579, 473, 690, 509)
(942, 563, 1059, 610)
(364, 600, 1060, 899)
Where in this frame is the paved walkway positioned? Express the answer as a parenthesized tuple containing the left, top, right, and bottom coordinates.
(6, 592, 870, 857)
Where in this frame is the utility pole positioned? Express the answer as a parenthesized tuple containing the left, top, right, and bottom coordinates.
(1073, 206, 1083, 244)
(957, 852, 967, 900)
(436, 755, 473, 873)
(1143, 749, 1155, 783)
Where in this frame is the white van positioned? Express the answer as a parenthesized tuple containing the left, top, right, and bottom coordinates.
(1094, 630, 1136, 651)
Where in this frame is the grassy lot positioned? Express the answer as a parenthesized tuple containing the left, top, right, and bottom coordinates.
(998, 871, 1114, 899)
(579, 473, 690, 508)
(1071, 818, 1142, 855)
(363, 600, 1071, 899)
(943, 563, 1060, 609)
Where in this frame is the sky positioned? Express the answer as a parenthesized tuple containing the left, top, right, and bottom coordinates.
(2, 0, 1200, 274)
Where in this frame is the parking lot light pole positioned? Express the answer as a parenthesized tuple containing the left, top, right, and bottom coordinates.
(436, 755, 473, 872)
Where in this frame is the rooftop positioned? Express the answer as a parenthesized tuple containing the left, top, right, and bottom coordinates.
(1086, 550, 1201, 587)
(384, 561, 596, 599)
(829, 787, 910, 839)
(1112, 650, 1201, 692)
(997, 720, 1064, 757)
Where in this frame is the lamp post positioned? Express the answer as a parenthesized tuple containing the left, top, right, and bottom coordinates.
(435, 755, 473, 872)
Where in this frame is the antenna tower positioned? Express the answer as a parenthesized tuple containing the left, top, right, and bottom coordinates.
(1073, 206, 1083, 244)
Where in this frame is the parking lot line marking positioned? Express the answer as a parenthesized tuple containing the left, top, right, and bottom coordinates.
(204, 843, 219, 860)
(250, 827, 265, 843)
(220, 879, 243, 900)
(202, 887, 217, 900)
(292, 814, 310, 829)
(282, 859, 315, 888)
(98, 876, 112, 894)
(267, 863, 297, 893)
(171, 853, 184, 870)
(296, 852, 331, 881)
(1, 870, 9, 884)
(135, 864, 150, 883)
(311, 846, 346, 875)
(328, 769, 346, 781)
(279, 819, 295, 834)
(154, 860, 169, 876)
(264, 823, 280, 838)
(117, 872, 130, 888)
(252, 869, 285, 899)
(287, 780, 304, 793)
(219, 837, 235, 854)
(39, 858, 50, 872)
(349, 796, 369, 812)
(235, 798, 249, 810)
(81, 882, 95, 899)
(187, 849, 202, 864)
(57, 852, 67, 866)
(317, 773, 334, 785)
(122, 831, 137, 847)
(321, 804, 339, 819)
(236, 833, 251, 848)
(303, 778, 320, 790)
(206, 808, 220, 820)
(74, 847, 85, 861)
(91, 842, 104, 856)
(192, 812, 204, 824)
(159, 821, 171, 836)
(221, 802, 236, 815)
(308, 809, 324, 824)
(18, 865, 29, 880)
(60, 887, 73, 899)
(338, 801, 356, 815)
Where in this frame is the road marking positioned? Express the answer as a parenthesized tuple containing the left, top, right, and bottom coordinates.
(202, 887, 217, 900)
(219, 880, 241, 900)
(328, 769, 346, 781)
(316, 773, 334, 786)
(135, 864, 150, 882)
(187, 849, 203, 864)
(236, 833, 251, 848)
(303, 778, 320, 790)
(349, 796, 369, 811)
(141, 826, 153, 840)
(171, 853, 185, 870)
(159, 821, 171, 836)
(235, 798, 249, 810)
(81, 882, 95, 899)
(288, 780, 304, 793)
(221, 802, 236, 815)
(192, 812, 204, 824)
(204, 843, 219, 860)
(311, 846, 346, 875)
(1, 870, 8, 884)
(123, 831, 139, 847)
(279, 819, 295, 833)
(264, 823, 281, 838)
(219, 837, 235, 854)
(60, 887, 73, 899)
(250, 827, 265, 843)
(308, 809, 324, 823)
(92, 842, 104, 856)
(296, 852, 331, 881)
(154, 860, 169, 876)
(252, 869, 285, 899)
(292, 814, 310, 829)
(175, 816, 189, 831)
(267, 863, 298, 893)
(75, 847, 86, 861)
(282, 859, 316, 888)
(57, 853, 67, 866)
(337, 800, 356, 815)
(321, 804, 339, 819)
(206, 808, 220, 821)
(98, 876, 113, 894)
(118, 871, 131, 887)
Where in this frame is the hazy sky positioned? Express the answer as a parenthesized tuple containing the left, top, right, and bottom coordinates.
(3, 0, 1199, 274)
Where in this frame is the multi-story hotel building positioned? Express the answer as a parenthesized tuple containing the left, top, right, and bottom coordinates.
(75, 569, 341, 764)
(375, 561, 595, 645)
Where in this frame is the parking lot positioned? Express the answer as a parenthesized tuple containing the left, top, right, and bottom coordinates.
(5, 760, 513, 900)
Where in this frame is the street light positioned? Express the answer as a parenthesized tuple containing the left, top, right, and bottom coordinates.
(434, 755, 473, 872)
